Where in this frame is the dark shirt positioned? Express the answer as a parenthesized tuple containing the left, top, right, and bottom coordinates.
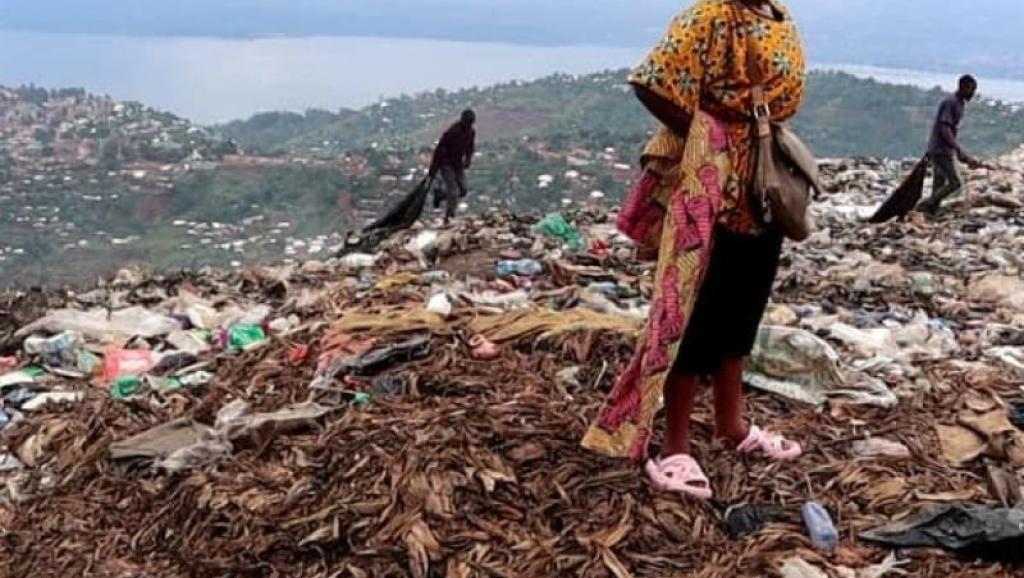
(430, 121, 475, 174)
(927, 95, 965, 156)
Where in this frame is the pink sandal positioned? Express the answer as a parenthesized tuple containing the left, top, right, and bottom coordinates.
(736, 426, 803, 461)
(645, 455, 714, 499)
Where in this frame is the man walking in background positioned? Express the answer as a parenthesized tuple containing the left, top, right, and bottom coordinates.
(918, 75, 983, 215)
(429, 109, 476, 226)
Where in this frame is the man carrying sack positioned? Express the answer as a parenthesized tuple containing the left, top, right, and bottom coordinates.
(918, 75, 984, 215)
(429, 109, 476, 226)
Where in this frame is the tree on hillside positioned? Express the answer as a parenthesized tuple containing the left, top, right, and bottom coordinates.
(99, 138, 122, 171)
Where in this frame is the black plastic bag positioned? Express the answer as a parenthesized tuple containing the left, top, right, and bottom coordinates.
(861, 503, 1024, 565)
(364, 177, 433, 233)
(722, 504, 784, 539)
(868, 157, 928, 223)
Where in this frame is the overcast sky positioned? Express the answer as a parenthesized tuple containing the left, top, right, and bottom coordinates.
(3, 1, 1023, 77)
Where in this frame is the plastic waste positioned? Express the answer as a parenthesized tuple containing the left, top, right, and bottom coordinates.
(102, 349, 160, 383)
(166, 329, 211, 355)
(178, 371, 215, 388)
(0, 409, 10, 430)
(586, 282, 627, 298)
(183, 303, 221, 330)
(339, 253, 380, 271)
(0, 356, 17, 370)
(310, 335, 431, 390)
(110, 418, 218, 462)
(421, 270, 451, 284)
(802, 502, 838, 552)
(238, 304, 273, 327)
(834, 553, 909, 578)
(747, 326, 897, 408)
(0, 367, 45, 390)
(578, 291, 649, 321)
(149, 376, 184, 391)
(406, 231, 439, 255)
(370, 375, 410, 397)
(3, 386, 40, 408)
(24, 331, 82, 368)
(76, 350, 102, 375)
(228, 324, 267, 351)
(426, 293, 454, 317)
(533, 213, 585, 251)
(460, 290, 531, 311)
(152, 352, 198, 375)
(723, 504, 784, 539)
(861, 504, 1024, 565)
(15, 306, 182, 342)
(157, 435, 233, 473)
(778, 557, 830, 578)
(21, 391, 85, 412)
(496, 259, 544, 278)
(111, 375, 144, 400)
(0, 453, 23, 472)
(987, 347, 1024, 375)
(268, 315, 301, 334)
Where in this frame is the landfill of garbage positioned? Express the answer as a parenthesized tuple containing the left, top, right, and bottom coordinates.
(2, 147, 1024, 578)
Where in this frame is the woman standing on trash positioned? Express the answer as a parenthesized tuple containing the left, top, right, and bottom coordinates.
(582, 0, 805, 499)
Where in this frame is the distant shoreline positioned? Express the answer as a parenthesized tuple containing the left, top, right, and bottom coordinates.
(817, 63, 1024, 105)
(1, 31, 1022, 122)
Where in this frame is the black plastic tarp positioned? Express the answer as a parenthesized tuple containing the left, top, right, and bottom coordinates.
(363, 177, 435, 234)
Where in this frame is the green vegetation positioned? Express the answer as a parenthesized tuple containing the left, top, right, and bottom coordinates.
(5, 71, 1024, 286)
(170, 165, 351, 234)
(217, 70, 1024, 159)
(217, 110, 353, 155)
(795, 72, 1024, 158)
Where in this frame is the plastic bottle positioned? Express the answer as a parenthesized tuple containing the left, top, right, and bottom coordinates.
(24, 331, 81, 368)
(587, 282, 622, 297)
(802, 502, 838, 552)
(496, 259, 543, 278)
(421, 270, 451, 284)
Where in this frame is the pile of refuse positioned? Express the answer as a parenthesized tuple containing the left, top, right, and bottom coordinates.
(3, 151, 1024, 578)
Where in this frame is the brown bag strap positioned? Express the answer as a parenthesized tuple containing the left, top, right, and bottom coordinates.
(742, 11, 780, 206)
(744, 23, 772, 138)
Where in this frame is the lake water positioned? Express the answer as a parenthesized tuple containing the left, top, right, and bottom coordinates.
(2, 32, 1024, 123)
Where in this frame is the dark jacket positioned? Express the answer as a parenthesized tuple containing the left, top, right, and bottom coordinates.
(429, 121, 475, 175)
(927, 95, 966, 157)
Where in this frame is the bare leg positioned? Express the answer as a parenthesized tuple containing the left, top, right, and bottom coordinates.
(712, 356, 750, 447)
(662, 369, 702, 457)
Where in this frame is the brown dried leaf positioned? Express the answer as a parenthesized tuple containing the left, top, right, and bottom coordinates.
(865, 477, 908, 501)
(600, 548, 635, 578)
(404, 519, 442, 578)
(915, 489, 978, 501)
(935, 424, 987, 465)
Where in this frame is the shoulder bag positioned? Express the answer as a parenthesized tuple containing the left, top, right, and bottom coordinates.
(745, 25, 822, 241)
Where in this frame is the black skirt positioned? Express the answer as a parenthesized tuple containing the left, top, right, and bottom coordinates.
(672, 226, 783, 375)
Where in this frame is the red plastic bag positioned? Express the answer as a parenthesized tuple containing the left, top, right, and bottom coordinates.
(102, 349, 159, 383)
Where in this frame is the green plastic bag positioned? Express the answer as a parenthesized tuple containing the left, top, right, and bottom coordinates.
(229, 324, 267, 351)
(153, 377, 183, 391)
(110, 375, 143, 400)
(533, 213, 584, 251)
